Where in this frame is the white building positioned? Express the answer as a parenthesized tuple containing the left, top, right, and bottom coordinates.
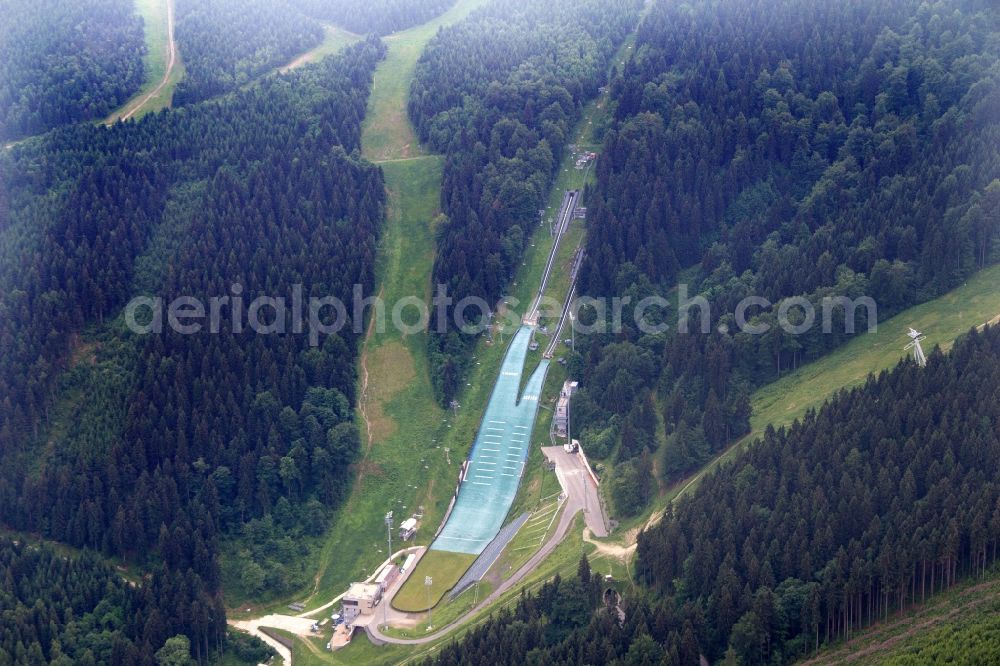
(554, 381, 579, 438)
(401, 553, 416, 573)
(399, 517, 418, 541)
(374, 563, 399, 593)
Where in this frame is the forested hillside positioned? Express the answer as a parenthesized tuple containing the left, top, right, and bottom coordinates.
(292, 0, 456, 35)
(409, 0, 642, 402)
(425, 324, 1000, 665)
(0, 536, 178, 664)
(0, 38, 386, 659)
(0, 536, 275, 664)
(568, 0, 1000, 515)
(637, 324, 1000, 663)
(173, 0, 324, 105)
(0, 0, 145, 140)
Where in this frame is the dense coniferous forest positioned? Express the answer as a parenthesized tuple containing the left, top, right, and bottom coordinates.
(426, 325, 1000, 665)
(171, 0, 456, 106)
(0, 0, 145, 140)
(636, 324, 1000, 663)
(2, 0, 998, 661)
(0, 537, 275, 665)
(0, 536, 164, 664)
(409, 0, 643, 402)
(567, 0, 1000, 515)
(172, 0, 324, 105)
(291, 0, 456, 35)
(0, 38, 386, 659)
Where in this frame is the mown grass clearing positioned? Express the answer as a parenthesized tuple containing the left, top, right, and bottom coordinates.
(136, 0, 170, 91)
(307, 513, 633, 665)
(695, 262, 1000, 500)
(105, 0, 183, 123)
(291, 630, 405, 666)
(751, 263, 1000, 433)
(603, 262, 1000, 540)
(382, 578, 493, 641)
(361, 0, 488, 162)
(279, 23, 361, 73)
(391, 550, 477, 612)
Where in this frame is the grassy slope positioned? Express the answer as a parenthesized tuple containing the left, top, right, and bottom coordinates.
(361, 0, 487, 162)
(105, 0, 184, 123)
(390, 551, 476, 611)
(799, 569, 1000, 665)
(230, 0, 491, 620)
(385, 27, 629, 626)
(603, 263, 1000, 538)
(296, 514, 631, 665)
(751, 264, 1000, 432)
(690, 264, 1000, 502)
(278, 23, 362, 73)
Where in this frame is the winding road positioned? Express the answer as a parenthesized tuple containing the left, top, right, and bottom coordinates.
(228, 546, 426, 663)
(366, 485, 586, 646)
(362, 436, 608, 647)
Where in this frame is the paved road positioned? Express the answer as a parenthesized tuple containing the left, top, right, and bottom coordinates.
(366, 445, 607, 646)
(367, 492, 583, 646)
(542, 445, 607, 537)
(230, 614, 312, 664)
(296, 545, 426, 619)
(228, 545, 425, 661)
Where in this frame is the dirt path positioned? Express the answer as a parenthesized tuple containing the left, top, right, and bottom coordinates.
(229, 546, 425, 660)
(353, 284, 384, 489)
(278, 23, 361, 74)
(230, 614, 311, 665)
(583, 527, 636, 562)
(112, 0, 177, 123)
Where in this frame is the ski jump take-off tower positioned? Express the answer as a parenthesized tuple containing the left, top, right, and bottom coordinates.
(905, 328, 927, 367)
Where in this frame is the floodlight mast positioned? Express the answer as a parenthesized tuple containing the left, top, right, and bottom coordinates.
(905, 328, 927, 367)
(383, 511, 393, 630)
(425, 576, 434, 629)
